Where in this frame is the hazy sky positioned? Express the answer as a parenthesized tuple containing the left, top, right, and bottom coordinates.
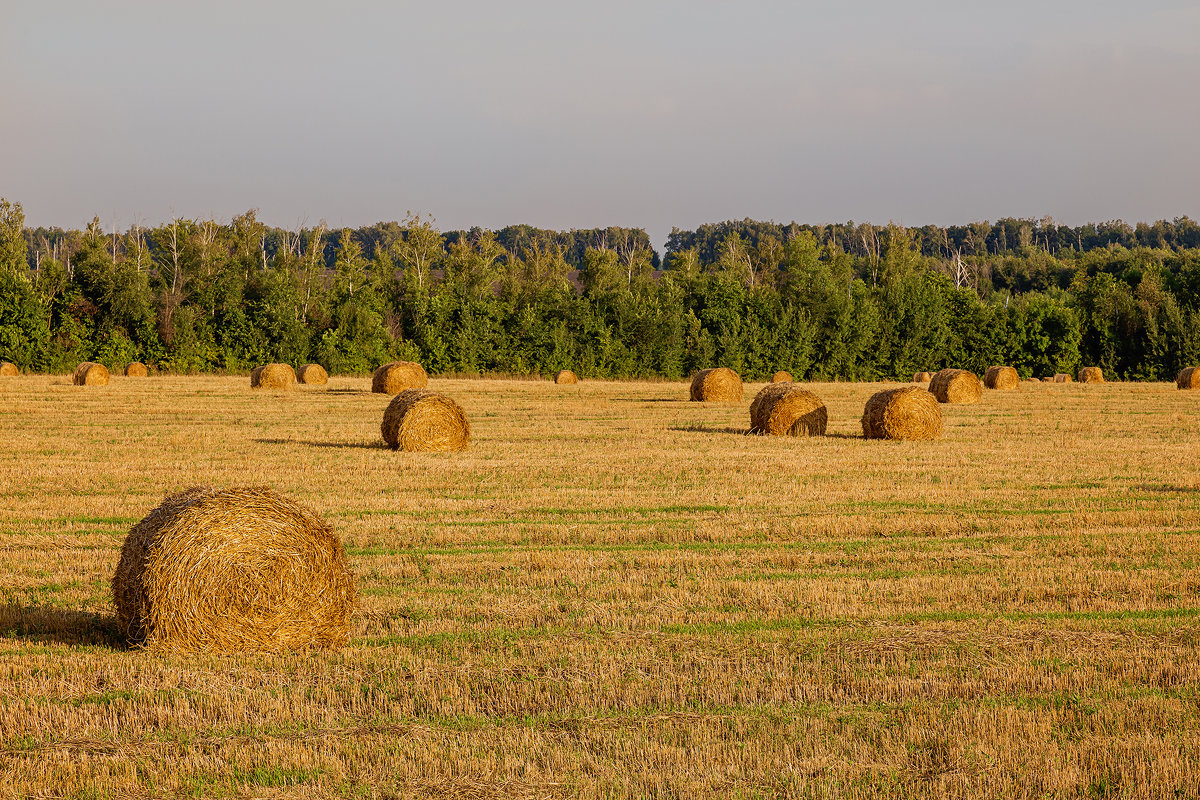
(3, 0, 1198, 249)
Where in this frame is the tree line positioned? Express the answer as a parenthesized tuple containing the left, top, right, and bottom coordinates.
(2, 198, 1198, 381)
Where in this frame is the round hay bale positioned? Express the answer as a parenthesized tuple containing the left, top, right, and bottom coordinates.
(73, 362, 110, 386)
(861, 387, 943, 441)
(1078, 366, 1104, 383)
(749, 383, 827, 436)
(983, 365, 1019, 390)
(0, 362, 18, 377)
(1054, 373, 1073, 383)
(372, 361, 428, 394)
(251, 363, 296, 389)
(554, 369, 578, 385)
(381, 389, 470, 452)
(1177, 367, 1200, 389)
(912, 371, 933, 382)
(928, 368, 982, 404)
(111, 487, 355, 652)
(297, 364, 328, 385)
(689, 367, 743, 403)
(124, 362, 149, 378)
(771, 370, 794, 383)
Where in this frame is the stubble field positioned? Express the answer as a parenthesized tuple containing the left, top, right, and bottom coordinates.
(0, 373, 1198, 799)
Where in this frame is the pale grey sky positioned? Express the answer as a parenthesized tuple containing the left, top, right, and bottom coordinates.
(2, 0, 1198, 249)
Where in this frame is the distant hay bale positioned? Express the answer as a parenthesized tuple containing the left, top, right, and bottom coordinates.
(297, 364, 328, 385)
(381, 389, 470, 452)
(749, 383, 827, 436)
(124, 362, 148, 378)
(984, 365, 1019, 390)
(1054, 373, 1073, 383)
(73, 362, 110, 386)
(0, 362, 17, 377)
(689, 367, 743, 402)
(913, 372, 933, 382)
(111, 486, 355, 652)
(1042, 377, 1055, 382)
(1177, 367, 1200, 389)
(861, 387, 943, 441)
(1078, 366, 1104, 383)
(554, 370, 578, 384)
(372, 361, 428, 394)
(928, 368, 982, 404)
(771, 371, 793, 383)
(251, 363, 296, 389)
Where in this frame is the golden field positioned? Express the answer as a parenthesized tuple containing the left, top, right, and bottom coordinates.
(0, 373, 1198, 799)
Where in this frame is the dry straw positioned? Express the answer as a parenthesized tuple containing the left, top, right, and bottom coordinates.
(1078, 366, 1104, 383)
(861, 387, 943, 440)
(984, 365, 1019, 390)
(111, 486, 356, 652)
(929, 368, 982, 404)
(251, 363, 296, 389)
(1054, 373, 1074, 383)
(0, 362, 17, 377)
(554, 370, 578, 384)
(689, 367, 743, 402)
(381, 389, 470, 452)
(771, 370, 794, 383)
(124, 362, 149, 378)
(749, 383, 827, 436)
(372, 361, 428, 394)
(912, 371, 932, 382)
(297, 364, 328, 385)
(1177, 367, 1200, 389)
(73, 362, 110, 386)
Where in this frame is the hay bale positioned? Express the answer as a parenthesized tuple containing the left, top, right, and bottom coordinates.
(1054, 373, 1073, 383)
(73, 362, 110, 386)
(554, 370, 578, 385)
(111, 486, 356, 652)
(251, 363, 296, 389)
(689, 367, 743, 402)
(913, 371, 933, 382)
(124, 362, 148, 377)
(1177, 367, 1200, 389)
(1078, 366, 1104, 383)
(861, 387, 943, 440)
(928, 368, 982, 404)
(771, 371, 794, 383)
(372, 361, 428, 394)
(297, 364, 328, 385)
(381, 389, 470, 452)
(749, 383, 827, 436)
(983, 365, 1019, 390)
(0, 362, 18, 377)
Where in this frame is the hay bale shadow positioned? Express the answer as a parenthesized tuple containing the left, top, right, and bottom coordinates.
(253, 438, 388, 450)
(669, 425, 748, 435)
(0, 604, 125, 649)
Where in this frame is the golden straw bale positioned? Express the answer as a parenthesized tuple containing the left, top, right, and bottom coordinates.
(689, 367, 743, 402)
(1078, 366, 1104, 383)
(251, 363, 296, 389)
(861, 387, 943, 441)
(0, 362, 18, 376)
(928, 368, 982, 404)
(554, 370, 578, 384)
(372, 361, 428, 394)
(912, 371, 932, 382)
(1177, 367, 1200, 389)
(984, 365, 1019, 390)
(111, 487, 356, 652)
(73, 362, 110, 386)
(749, 383, 827, 436)
(297, 364, 328, 385)
(771, 371, 793, 383)
(124, 362, 149, 377)
(381, 389, 470, 452)
(1054, 373, 1073, 383)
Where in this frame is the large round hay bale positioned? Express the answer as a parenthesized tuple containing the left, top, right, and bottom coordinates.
(749, 383, 827, 436)
(251, 363, 296, 389)
(381, 389, 470, 452)
(1177, 367, 1200, 389)
(554, 369, 578, 385)
(297, 364, 328, 385)
(372, 361, 428, 394)
(689, 367, 743, 402)
(124, 362, 149, 378)
(913, 371, 932, 382)
(111, 487, 356, 652)
(861, 387, 943, 441)
(1054, 373, 1073, 383)
(73, 362, 110, 386)
(983, 365, 1019, 390)
(1078, 366, 1104, 383)
(0, 362, 18, 377)
(771, 370, 793, 383)
(928, 368, 982, 404)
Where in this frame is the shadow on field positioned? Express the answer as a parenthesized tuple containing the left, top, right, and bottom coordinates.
(254, 437, 389, 451)
(323, 388, 371, 395)
(1139, 484, 1200, 494)
(669, 425, 748, 435)
(0, 604, 125, 649)
(613, 397, 686, 403)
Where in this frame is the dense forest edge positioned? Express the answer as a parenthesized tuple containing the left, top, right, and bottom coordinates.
(2, 198, 1199, 381)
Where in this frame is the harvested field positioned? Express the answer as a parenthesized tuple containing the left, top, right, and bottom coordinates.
(1, 376, 1199, 798)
